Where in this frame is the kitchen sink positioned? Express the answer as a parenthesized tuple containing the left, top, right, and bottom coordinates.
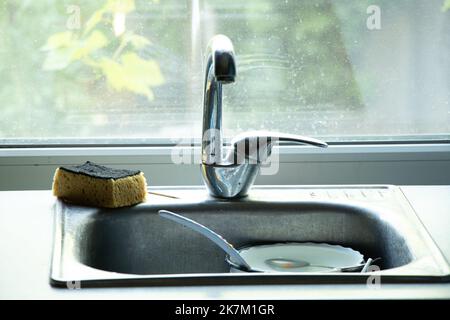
(50, 185, 450, 287)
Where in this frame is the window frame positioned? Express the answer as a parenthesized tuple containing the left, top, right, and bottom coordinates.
(1, 142, 449, 190)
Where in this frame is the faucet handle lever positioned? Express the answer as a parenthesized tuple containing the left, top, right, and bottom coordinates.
(227, 130, 327, 164)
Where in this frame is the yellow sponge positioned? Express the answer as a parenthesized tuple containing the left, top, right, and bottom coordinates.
(52, 161, 147, 208)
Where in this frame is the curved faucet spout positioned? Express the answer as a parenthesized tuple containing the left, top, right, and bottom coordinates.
(202, 35, 236, 165)
(201, 35, 327, 199)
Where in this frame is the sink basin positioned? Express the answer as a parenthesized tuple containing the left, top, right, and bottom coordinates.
(50, 185, 450, 287)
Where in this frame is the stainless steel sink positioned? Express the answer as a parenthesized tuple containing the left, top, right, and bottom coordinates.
(50, 185, 450, 287)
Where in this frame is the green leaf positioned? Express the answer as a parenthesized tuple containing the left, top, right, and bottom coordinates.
(121, 52, 164, 86)
(99, 52, 164, 100)
(43, 30, 108, 71)
(41, 32, 75, 51)
(73, 31, 109, 60)
(443, 0, 450, 12)
(98, 58, 125, 89)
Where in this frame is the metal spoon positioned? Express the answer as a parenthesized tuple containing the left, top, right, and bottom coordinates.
(158, 210, 252, 271)
(265, 258, 368, 272)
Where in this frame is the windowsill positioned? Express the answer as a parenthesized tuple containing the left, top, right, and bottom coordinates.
(1, 142, 450, 161)
(0, 143, 450, 190)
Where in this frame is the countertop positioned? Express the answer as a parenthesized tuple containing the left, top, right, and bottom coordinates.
(0, 186, 449, 299)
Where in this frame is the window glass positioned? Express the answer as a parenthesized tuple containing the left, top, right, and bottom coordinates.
(0, 0, 449, 145)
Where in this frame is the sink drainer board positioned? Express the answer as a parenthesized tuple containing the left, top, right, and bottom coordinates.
(50, 185, 450, 287)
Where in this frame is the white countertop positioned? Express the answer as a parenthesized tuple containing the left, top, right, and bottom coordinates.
(0, 186, 449, 299)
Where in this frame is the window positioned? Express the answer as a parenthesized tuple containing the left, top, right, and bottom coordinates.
(0, 0, 449, 145)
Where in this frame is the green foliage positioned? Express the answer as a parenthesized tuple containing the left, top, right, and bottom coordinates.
(443, 0, 450, 12)
(99, 52, 163, 100)
(42, 0, 164, 100)
(42, 31, 109, 70)
(0, 0, 448, 140)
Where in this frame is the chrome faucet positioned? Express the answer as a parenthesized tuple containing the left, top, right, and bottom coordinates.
(201, 35, 328, 198)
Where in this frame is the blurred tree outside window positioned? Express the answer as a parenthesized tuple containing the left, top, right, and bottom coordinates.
(0, 0, 448, 144)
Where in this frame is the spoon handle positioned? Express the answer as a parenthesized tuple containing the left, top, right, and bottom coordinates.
(158, 210, 252, 271)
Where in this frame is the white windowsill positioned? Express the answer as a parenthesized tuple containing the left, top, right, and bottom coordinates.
(1, 143, 450, 161)
(0, 143, 449, 190)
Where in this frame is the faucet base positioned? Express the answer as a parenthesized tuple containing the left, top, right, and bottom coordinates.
(201, 163, 260, 199)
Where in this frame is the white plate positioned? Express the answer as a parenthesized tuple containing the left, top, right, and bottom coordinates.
(236, 242, 365, 273)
